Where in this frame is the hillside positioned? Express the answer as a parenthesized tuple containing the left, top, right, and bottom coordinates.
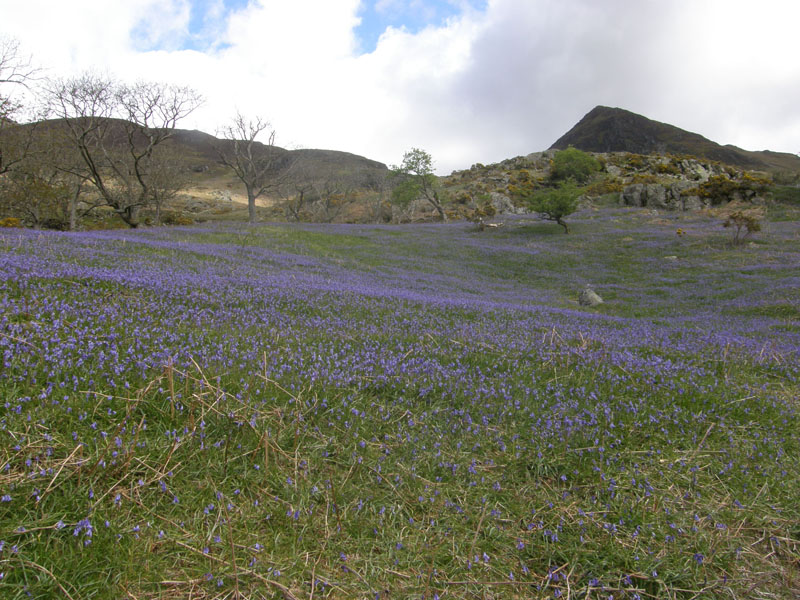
(2, 118, 388, 195)
(0, 118, 390, 224)
(165, 129, 390, 217)
(3, 108, 799, 228)
(551, 106, 800, 171)
(1, 214, 799, 598)
(166, 127, 388, 176)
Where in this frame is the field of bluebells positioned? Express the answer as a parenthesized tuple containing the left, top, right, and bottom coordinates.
(1, 208, 799, 599)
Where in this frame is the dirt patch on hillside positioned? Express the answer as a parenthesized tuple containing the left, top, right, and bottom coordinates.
(182, 186, 278, 208)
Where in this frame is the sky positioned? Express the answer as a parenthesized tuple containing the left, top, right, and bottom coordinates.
(1, 0, 799, 174)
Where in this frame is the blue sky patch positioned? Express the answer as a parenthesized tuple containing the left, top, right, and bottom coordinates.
(355, 0, 487, 53)
(132, 0, 250, 52)
(130, 1, 487, 54)
(184, 0, 250, 51)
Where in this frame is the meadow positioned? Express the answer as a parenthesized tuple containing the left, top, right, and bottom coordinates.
(1, 207, 798, 599)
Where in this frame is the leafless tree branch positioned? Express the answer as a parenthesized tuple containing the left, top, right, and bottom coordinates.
(45, 73, 202, 227)
(216, 112, 293, 224)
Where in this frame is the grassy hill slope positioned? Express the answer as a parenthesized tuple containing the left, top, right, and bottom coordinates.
(1, 210, 798, 598)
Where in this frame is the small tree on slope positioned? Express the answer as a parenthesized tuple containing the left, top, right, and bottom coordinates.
(526, 180, 581, 234)
(391, 148, 446, 221)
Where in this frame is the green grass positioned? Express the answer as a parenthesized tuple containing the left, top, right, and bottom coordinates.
(1, 208, 799, 599)
(771, 185, 800, 205)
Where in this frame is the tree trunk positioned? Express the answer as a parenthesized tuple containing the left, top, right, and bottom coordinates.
(69, 187, 78, 231)
(432, 191, 447, 222)
(247, 186, 257, 224)
(118, 205, 140, 228)
(557, 217, 569, 234)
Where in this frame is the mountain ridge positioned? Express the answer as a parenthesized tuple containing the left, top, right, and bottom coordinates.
(550, 106, 800, 172)
(167, 127, 388, 173)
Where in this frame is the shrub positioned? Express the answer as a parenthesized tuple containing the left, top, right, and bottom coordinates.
(510, 169, 535, 185)
(526, 180, 582, 233)
(625, 153, 648, 169)
(0, 217, 23, 228)
(723, 210, 762, 245)
(161, 212, 195, 226)
(585, 177, 623, 196)
(550, 147, 600, 184)
(655, 162, 681, 175)
(629, 174, 660, 185)
(692, 174, 771, 205)
(453, 191, 472, 205)
(40, 217, 68, 231)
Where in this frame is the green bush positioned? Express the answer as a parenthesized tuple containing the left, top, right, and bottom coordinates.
(655, 162, 681, 175)
(586, 177, 624, 196)
(510, 169, 535, 185)
(453, 190, 472, 205)
(550, 147, 600, 184)
(723, 210, 762, 245)
(527, 180, 582, 233)
(691, 174, 771, 205)
(629, 173, 660, 184)
(624, 153, 648, 169)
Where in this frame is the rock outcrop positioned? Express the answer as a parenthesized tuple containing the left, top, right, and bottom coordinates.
(489, 192, 523, 215)
(620, 182, 705, 211)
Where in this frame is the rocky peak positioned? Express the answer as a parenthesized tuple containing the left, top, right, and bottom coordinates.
(551, 106, 764, 168)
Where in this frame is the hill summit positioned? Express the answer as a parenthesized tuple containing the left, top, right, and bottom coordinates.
(550, 106, 798, 171)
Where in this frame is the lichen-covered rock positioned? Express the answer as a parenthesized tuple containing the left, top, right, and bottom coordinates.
(489, 192, 518, 214)
(621, 182, 704, 211)
(578, 288, 603, 307)
(679, 159, 714, 182)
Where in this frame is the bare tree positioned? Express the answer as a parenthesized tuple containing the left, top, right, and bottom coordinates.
(311, 170, 358, 223)
(0, 122, 83, 228)
(1, 37, 39, 176)
(363, 169, 392, 223)
(146, 144, 190, 225)
(1, 163, 70, 228)
(47, 74, 202, 227)
(278, 168, 314, 222)
(0, 37, 37, 88)
(0, 119, 38, 176)
(49, 125, 95, 230)
(216, 113, 291, 224)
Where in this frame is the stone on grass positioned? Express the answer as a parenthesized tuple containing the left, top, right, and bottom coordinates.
(578, 288, 603, 307)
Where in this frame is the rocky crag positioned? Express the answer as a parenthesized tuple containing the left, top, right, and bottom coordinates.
(437, 105, 800, 220)
(440, 148, 775, 220)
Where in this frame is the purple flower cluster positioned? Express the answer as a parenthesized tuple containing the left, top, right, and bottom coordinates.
(0, 213, 798, 596)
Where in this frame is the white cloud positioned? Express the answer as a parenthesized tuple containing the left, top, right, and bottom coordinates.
(131, 0, 192, 51)
(375, 0, 403, 15)
(1, 1, 192, 71)
(2, 0, 799, 173)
